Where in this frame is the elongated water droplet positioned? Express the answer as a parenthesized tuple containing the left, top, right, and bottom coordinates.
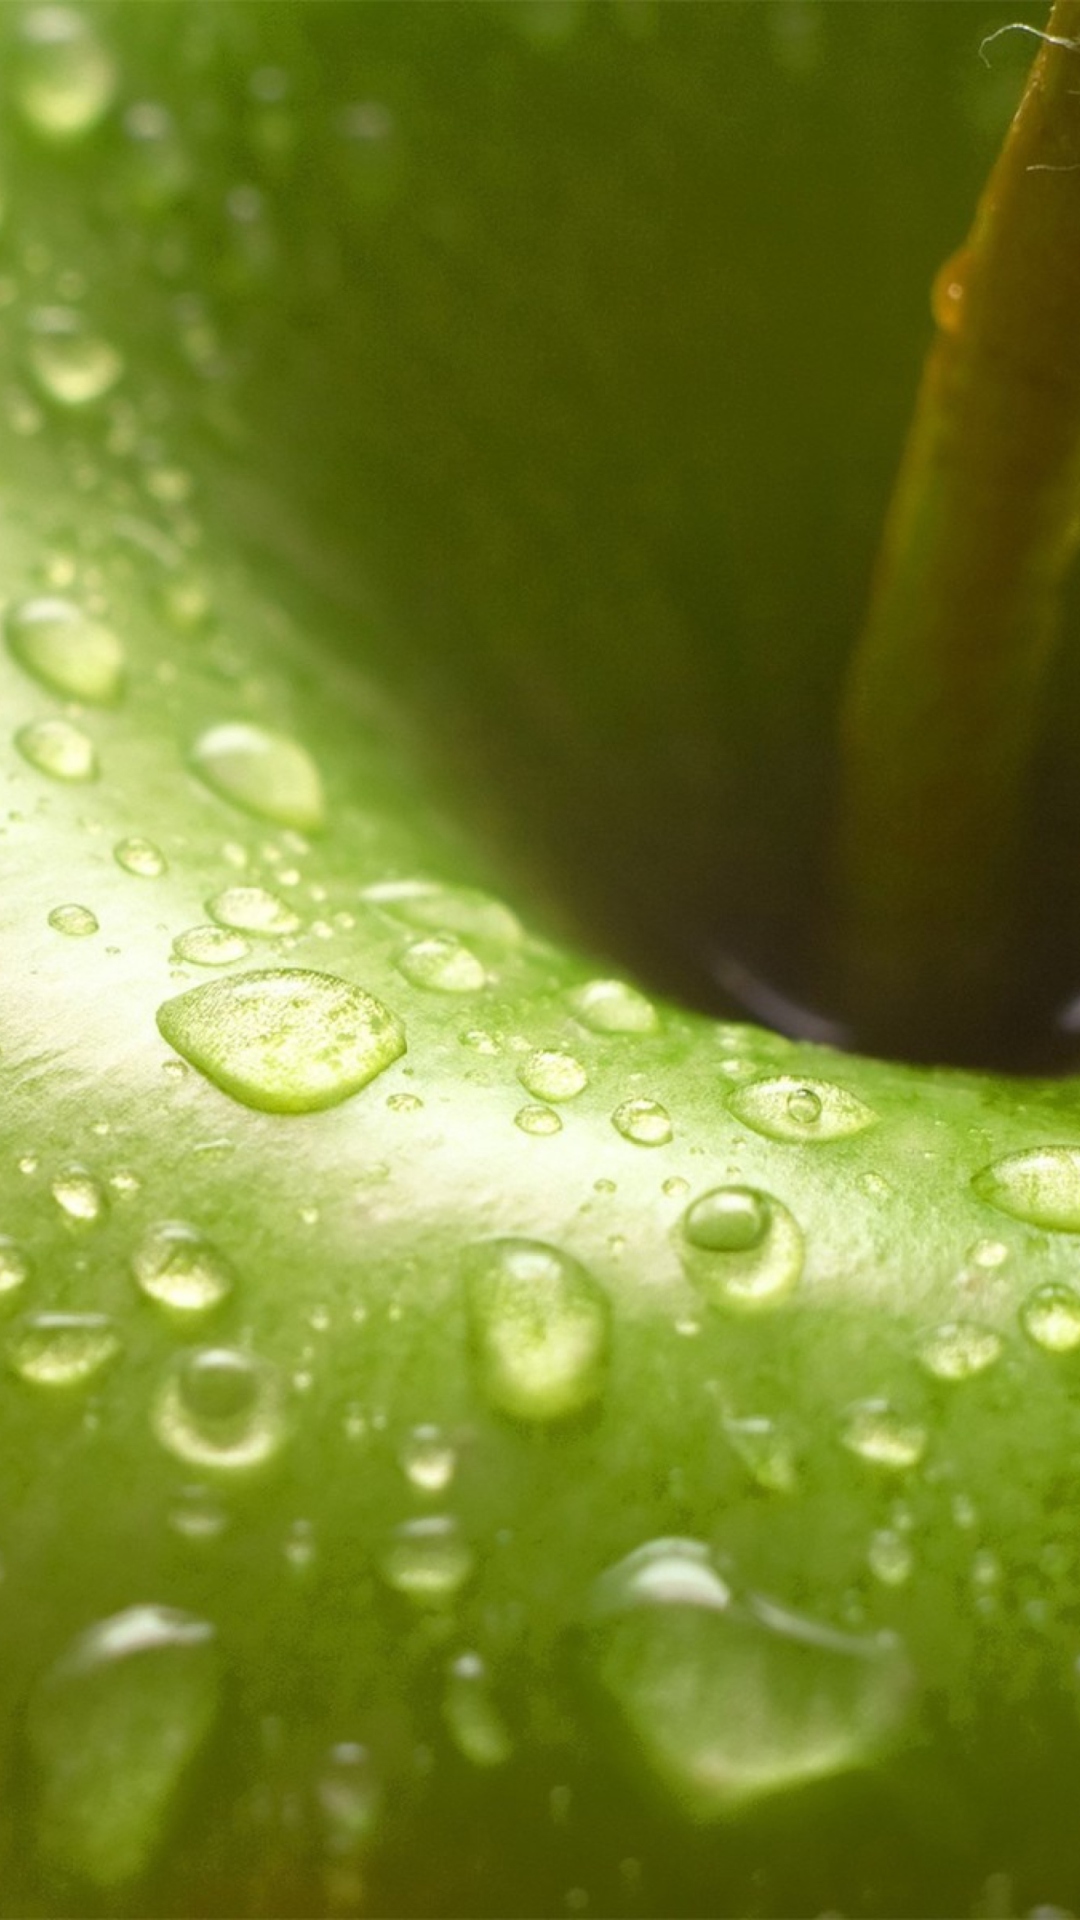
(0, 1236, 31, 1298)
(1019, 1281, 1080, 1353)
(973, 1147, 1080, 1232)
(206, 884, 301, 937)
(16, 716, 96, 782)
(728, 1074, 876, 1145)
(840, 1399, 927, 1472)
(514, 1104, 562, 1137)
(114, 835, 166, 878)
(400, 1424, 457, 1494)
(363, 880, 523, 950)
(517, 1049, 587, 1103)
(157, 968, 406, 1113)
(379, 1515, 474, 1605)
(27, 309, 123, 408)
(6, 595, 123, 703)
(171, 925, 250, 967)
(587, 1539, 912, 1821)
(443, 1653, 513, 1767)
(397, 933, 486, 993)
(51, 1166, 106, 1224)
(48, 902, 98, 936)
(28, 1606, 218, 1888)
(8, 1311, 119, 1386)
(465, 1238, 609, 1422)
(132, 1222, 234, 1315)
(612, 1098, 672, 1146)
(678, 1187, 802, 1313)
(723, 1415, 798, 1494)
(915, 1320, 1003, 1382)
(189, 723, 324, 831)
(152, 1346, 285, 1470)
(570, 978, 659, 1035)
(14, 7, 117, 143)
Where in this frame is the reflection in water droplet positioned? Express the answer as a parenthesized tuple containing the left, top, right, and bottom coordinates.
(587, 1538, 912, 1821)
(612, 1098, 672, 1147)
(915, 1321, 1003, 1382)
(15, 7, 117, 143)
(972, 1147, 1080, 1232)
(132, 1221, 234, 1314)
(16, 716, 97, 782)
(51, 1166, 106, 1224)
(1019, 1281, 1080, 1353)
(8, 1311, 120, 1386)
(517, 1049, 587, 1103)
(514, 1105, 562, 1137)
(443, 1653, 513, 1768)
(678, 1187, 802, 1313)
(27, 309, 123, 408)
(171, 925, 250, 967)
(397, 933, 487, 994)
(48, 902, 98, 937)
(189, 722, 325, 831)
(840, 1400, 927, 1472)
(0, 1236, 31, 1298)
(723, 1415, 798, 1494)
(152, 1346, 285, 1470)
(206, 884, 301, 937)
(728, 1074, 877, 1144)
(379, 1515, 474, 1605)
(156, 968, 406, 1112)
(28, 1605, 218, 1888)
(400, 1424, 457, 1494)
(465, 1238, 610, 1422)
(114, 836, 166, 878)
(6, 595, 124, 703)
(570, 978, 658, 1035)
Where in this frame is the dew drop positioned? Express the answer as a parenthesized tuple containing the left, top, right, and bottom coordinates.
(189, 722, 325, 831)
(612, 1098, 672, 1147)
(868, 1529, 914, 1588)
(14, 7, 117, 144)
(722, 1414, 798, 1494)
(51, 1166, 106, 1225)
(517, 1049, 587, 1103)
(6, 595, 124, 703)
(972, 1147, 1080, 1232)
(379, 1515, 474, 1605)
(16, 716, 97, 782)
(678, 1187, 802, 1314)
(465, 1238, 610, 1423)
(569, 978, 659, 1035)
(48, 901, 98, 937)
(915, 1320, 1003, 1382)
(156, 968, 406, 1113)
(0, 1236, 31, 1298)
(514, 1104, 562, 1136)
(171, 925, 250, 968)
(363, 879, 523, 950)
(586, 1539, 912, 1822)
(114, 836, 166, 878)
(27, 309, 124, 408)
(206, 884, 301, 937)
(443, 1653, 513, 1768)
(1019, 1281, 1080, 1353)
(728, 1074, 877, 1144)
(400, 1424, 457, 1494)
(151, 1347, 286, 1470)
(397, 933, 487, 994)
(316, 1742, 380, 1857)
(8, 1311, 119, 1386)
(840, 1400, 927, 1472)
(167, 1486, 228, 1544)
(28, 1606, 218, 1888)
(132, 1221, 234, 1315)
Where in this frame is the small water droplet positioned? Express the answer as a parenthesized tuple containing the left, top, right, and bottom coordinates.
(132, 1221, 235, 1315)
(379, 1515, 474, 1605)
(517, 1049, 587, 1103)
(723, 1414, 798, 1494)
(397, 933, 486, 994)
(14, 7, 117, 143)
(156, 968, 406, 1112)
(0, 1236, 31, 1298)
(400, 1424, 457, 1493)
(728, 1074, 876, 1144)
(6, 595, 124, 703)
(16, 716, 97, 781)
(931, 242, 972, 336)
(968, 1237, 1009, 1269)
(152, 1346, 286, 1470)
(27, 309, 123, 408)
(386, 1091, 423, 1113)
(569, 979, 658, 1035)
(916, 1320, 1003, 1382)
(114, 835, 166, 878)
(28, 1606, 218, 1888)
(316, 1742, 380, 1857)
(8, 1311, 119, 1386)
(678, 1187, 802, 1314)
(189, 722, 325, 831)
(167, 1486, 228, 1544)
(48, 901, 98, 936)
(514, 1104, 563, 1136)
(612, 1098, 672, 1147)
(1020, 1281, 1080, 1353)
(443, 1653, 513, 1767)
(465, 1238, 609, 1422)
(206, 884, 301, 937)
(972, 1147, 1080, 1232)
(840, 1400, 927, 1472)
(364, 879, 523, 950)
(51, 1166, 106, 1224)
(868, 1529, 914, 1587)
(171, 925, 250, 967)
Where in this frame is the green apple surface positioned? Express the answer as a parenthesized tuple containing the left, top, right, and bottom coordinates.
(0, 4, 1077, 1917)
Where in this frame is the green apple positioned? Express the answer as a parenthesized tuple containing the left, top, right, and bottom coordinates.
(0, 5, 1078, 1918)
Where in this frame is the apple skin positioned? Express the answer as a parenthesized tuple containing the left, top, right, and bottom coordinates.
(0, 4, 1079, 1918)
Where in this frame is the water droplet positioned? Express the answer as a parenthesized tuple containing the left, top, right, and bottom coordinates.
(363, 880, 522, 950)
(48, 901, 98, 937)
(152, 1347, 286, 1471)
(14, 7, 117, 143)
(27, 309, 123, 408)
(443, 1653, 513, 1767)
(51, 1166, 106, 1225)
(569, 979, 658, 1035)
(0, 1236, 31, 1298)
(379, 1515, 474, 1605)
(8, 1311, 119, 1386)
(840, 1400, 927, 1472)
(514, 1104, 563, 1137)
(171, 925, 250, 967)
(397, 933, 486, 994)
(386, 1091, 422, 1114)
(517, 1049, 587, 1103)
(114, 835, 166, 878)
(587, 1539, 912, 1821)
(931, 242, 972, 336)
(189, 723, 324, 831)
(156, 968, 406, 1113)
(316, 1742, 380, 1856)
(400, 1424, 457, 1494)
(132, 1221, 234, 1315)
(678, 1187, 802, 1314)
(206, 884, 301, 937)
(868, 1529, 914, 1587)
(465, 1238, 609, 1422)
(612, 1098, 672, 1147)
(28, 1606, 218, 1888)
(6, 595, 124, 703)
(723, 1414, 798, 1494)
(121, 100, 193, 212)
(728, 1074, 877, 1144)
(1019, 1281, 1080, 1353)
(915, 1320, 1003, 1382)
(167, 1486, 228, 1544)
(16, 716, 97, 782)
(972, 1147, 1080, 1232)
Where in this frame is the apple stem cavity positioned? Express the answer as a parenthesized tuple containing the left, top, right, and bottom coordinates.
(833, 0, 1080, 1064)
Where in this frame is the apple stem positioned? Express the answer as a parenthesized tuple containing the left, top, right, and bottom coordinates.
(834, 0, 1080, 1060)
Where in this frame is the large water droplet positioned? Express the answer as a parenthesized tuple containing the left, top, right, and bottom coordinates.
(28, 1606, 218, 1888)
(397, 933, 487, 994)
(1019, 1281, 1080, 1353)
(569, 979, 659, 1035)
(114, 836, 166, 878)
(152, 1347, 285, 1470)
(8, 1311, 120, 1386)
(587, 1539, 912, 1821)
(156, 968, 406, 1113)
(189, 723, 324, 831)
(517, 1049, 587, 1103)
(171, 925, 250, 968)
(379, 1515, 474, 1605)
(16, 716, 97, 782)
(678, 1187, 802, 1313)
(612, 1098, 672, 1147)
(6, 595, 124, 704)
(840, 1400, 927, 1472)
(0, 1236, 31, 1299)
(728, 1075, 877, 1145)
(443, 1653, 513, 1767)
(915, 1320, 1003, 1382)
(206, 884, 301, 937)
(14, 7, 117, 143)
(51, 1166, 106, 1225)
(972, 1147, 1080, 1232)
(27, 309, 123, 408)
(132, 1221, 234, 1315)
(465, 1238, 610, 1422)
(48, 902, 98, 937)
